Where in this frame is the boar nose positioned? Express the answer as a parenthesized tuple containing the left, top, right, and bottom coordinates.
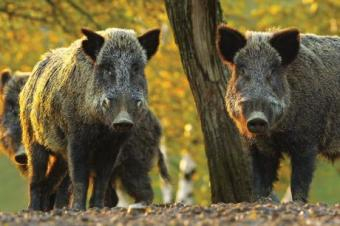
(14, 145, 28, 165)
(113, 110, 134, 132)
(246, 111, 269, 134)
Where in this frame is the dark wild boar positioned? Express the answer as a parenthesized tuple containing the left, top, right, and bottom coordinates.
(20, 27, 160, 210)
(0, 69, 29, 174)
(2, 70, 168, 210)
(216, 25, 340, 202)
(106, 109, 171, 208)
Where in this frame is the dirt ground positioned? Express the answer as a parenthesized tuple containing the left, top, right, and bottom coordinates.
(0, 201, 339, 226)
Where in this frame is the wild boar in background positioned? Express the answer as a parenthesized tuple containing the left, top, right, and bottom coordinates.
(217, 25, 340, 202)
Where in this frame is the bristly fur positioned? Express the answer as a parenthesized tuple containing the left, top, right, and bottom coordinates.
(3, 68, 169, 207)
(4, 67, 168, 208)
(217, 25, 340, 202)
(0, 70, 29, 176)
(19, 27, 160, 210)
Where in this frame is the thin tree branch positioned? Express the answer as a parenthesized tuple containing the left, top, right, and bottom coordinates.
(65, 0, 102, 30)
(0, 7, 50, 23)
(44, 0, 75, 35)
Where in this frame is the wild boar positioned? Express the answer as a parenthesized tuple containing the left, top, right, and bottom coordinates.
(20, 27, 160, 210)
(0, 69, 29, 174)
(216, 25, 340, 202)
(108, 109, 171, 208)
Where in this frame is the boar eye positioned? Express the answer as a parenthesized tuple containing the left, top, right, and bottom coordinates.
(131, 63, 139, 72)
(238, 71, 250, 81)
(236, 64, 247, 74)
(271, 67, 278, 75)
(266, 74, 273, 83)
(6, 101, 16, 112)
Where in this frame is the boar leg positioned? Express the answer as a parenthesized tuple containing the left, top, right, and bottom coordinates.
(28, 143, 49, 210)
(120, 164, 153, 205)
(251, 146, 281, 200)
(68, 139, 89, 210)
(104, 182, 118, 208)
(54, 175, 71, 209)
(89, 149, 119, 208)
(290, 147, 317, 202)
(39, 155, 68, 211)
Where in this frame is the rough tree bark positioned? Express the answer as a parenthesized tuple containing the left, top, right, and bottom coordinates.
(165, 0, 252, 202)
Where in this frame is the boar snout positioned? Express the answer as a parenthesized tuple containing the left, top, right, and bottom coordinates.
(113, 110, 134, 132)
(14, 145, 27, 165)
(246, 111, 269, 134)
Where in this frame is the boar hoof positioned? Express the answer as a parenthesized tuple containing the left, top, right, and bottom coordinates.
(127, 202, 148, 214)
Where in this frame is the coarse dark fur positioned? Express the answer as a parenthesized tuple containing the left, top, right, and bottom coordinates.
(217, 25, 340, 202)
(4, 68, 169, 209)
(106, 109, 171, 207)
(0, 69, 29, 175)
(19, 27, 160, 210)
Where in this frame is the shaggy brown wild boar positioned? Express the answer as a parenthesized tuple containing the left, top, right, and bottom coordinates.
(3, 69, 169, 209)
(216, 25, 340, 202)
(20, 27, 160, 210)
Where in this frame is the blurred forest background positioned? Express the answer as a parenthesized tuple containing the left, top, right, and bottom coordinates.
(0, 0, 339, 211)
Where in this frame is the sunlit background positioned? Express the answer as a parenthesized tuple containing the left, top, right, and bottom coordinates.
(0, 0, 339, 211)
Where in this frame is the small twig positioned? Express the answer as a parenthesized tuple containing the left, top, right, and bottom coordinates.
(65, 0, 102, 30)
(44, 0, 75, 35)
(0, 7, 50, 23)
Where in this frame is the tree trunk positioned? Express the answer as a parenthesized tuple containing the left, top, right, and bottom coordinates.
(165, 0, 252, 202)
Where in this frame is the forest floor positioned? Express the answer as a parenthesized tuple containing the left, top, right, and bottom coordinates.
(0, 201, 339, 226)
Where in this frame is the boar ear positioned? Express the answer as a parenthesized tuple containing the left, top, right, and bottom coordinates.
(81, 28, 105, 61)
(138, 29, 160, 60)
(270, 28, 300, 66)
(216, 24, 246, 64)
(0, 69, 11, 89)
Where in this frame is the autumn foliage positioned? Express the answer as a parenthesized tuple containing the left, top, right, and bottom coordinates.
(0, 0, 339, 210)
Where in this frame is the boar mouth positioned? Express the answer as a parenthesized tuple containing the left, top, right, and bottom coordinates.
(246, 111, 269, 135)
